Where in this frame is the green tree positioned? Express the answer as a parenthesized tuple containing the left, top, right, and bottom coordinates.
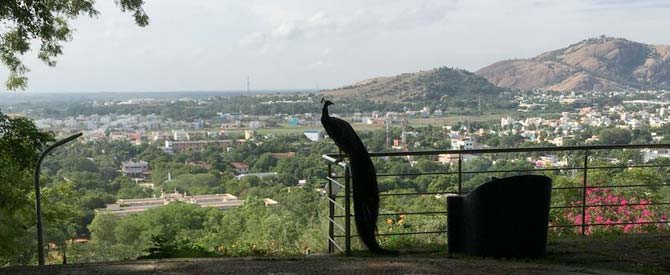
(115, 177, 153, 199)
(599, 128, 632, 145)
(163, 173, 223, 195)
(1, 0, 149, 90)
(88, 214, 119, 245)
(0, 111, 53, 265)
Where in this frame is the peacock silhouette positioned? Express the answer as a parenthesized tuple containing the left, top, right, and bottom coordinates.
(320, 98, 397, 255)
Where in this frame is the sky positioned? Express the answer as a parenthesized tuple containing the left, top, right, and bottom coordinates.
(5, 0, 670, 93)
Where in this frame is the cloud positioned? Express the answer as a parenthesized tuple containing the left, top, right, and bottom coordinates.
(586, 0, 670, 9)
(271, 21, 302, 39)
(239, 32, 267, 47)
(238, 0, 457, 53)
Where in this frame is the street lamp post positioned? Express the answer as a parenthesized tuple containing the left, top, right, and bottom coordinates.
(34, 133, 82, 266)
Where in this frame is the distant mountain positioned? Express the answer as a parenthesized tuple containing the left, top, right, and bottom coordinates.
(476, 36, 670, 91)
(321, 67, 507, 102)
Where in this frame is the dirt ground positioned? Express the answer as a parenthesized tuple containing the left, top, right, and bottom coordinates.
(1, 233, 668, 275)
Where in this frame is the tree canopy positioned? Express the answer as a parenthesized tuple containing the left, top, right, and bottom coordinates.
(0, 0, 149, 90)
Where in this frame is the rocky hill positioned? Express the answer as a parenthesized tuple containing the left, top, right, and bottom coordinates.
(321, 67, 507, 102)
(476, 36, 670, 91)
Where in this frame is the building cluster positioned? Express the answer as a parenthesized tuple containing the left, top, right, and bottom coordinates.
(96, 190, 278, 216)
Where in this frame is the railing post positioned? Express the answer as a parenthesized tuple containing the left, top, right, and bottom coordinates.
(327, 162, 334, 254)
(344, 165, 351, 256)
(458, 152, 463, 194)
(581, 150, 589, 236)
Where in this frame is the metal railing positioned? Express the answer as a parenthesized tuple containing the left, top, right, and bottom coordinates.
(324, 144, 670, 255)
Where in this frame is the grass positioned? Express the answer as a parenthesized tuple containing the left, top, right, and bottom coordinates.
(211, 114, 506, 136)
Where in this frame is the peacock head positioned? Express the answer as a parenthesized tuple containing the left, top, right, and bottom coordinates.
(321, 97, 334, 107)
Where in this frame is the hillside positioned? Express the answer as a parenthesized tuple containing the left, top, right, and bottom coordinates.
(321, 67, 507, 102)
(476, 36, 670, 91)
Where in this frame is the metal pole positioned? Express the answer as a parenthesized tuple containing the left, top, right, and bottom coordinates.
(458, 153, 463, 194)
(34, 133, 82, 266)
(327, 162, 334, 254)
(344, 165, 351, 256)
(581, 150, 589, 236)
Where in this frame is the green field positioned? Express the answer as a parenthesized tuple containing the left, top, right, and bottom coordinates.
(214, 114, 506, 136)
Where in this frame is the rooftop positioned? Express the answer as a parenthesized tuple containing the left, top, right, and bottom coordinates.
(95, 192, 275, 216)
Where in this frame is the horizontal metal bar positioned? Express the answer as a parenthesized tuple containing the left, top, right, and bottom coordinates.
(376, 230, 448, 237)
(343, 168, 583, 179)
(549, 224, 580, 228)
(587, 164, 670, 170)
(587, 183, 669, 189)
(325, 143, 670, 158)
(378, 211, 448, 216)
(332, 191, 460, 199)
(376, 171, 459, 177)
(334, 211, 449, 218)
(549, 220, 670, 228)
(327, 217, 346, 233)
(328, 236, 344, 252)
(329, 164, 670, 178)
(322, 154, 337, 163)
(330, 167, 670, 180)
(326, 176, 345, 189)
(550, 202, 670, 209)
(379, 191, 459, 197)
(337, 230, 448, 238)
(461, 167, 582, 175)
(551, 184, 669, 191)
(552, 186, 589, 190)
(326, 196, 345, 210)
(585, 221, 670, 226)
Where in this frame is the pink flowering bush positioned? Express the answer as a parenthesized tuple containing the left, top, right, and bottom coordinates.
(559, 187, 669, 235)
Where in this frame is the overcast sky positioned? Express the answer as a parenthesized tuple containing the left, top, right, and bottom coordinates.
(5, 0, 670, 93)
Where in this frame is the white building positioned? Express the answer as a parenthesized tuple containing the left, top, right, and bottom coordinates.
(121, 160, 149, 178)
(304, 130, 323, 142)
(451, 137, 475, 150)
(173, 129, 189, 141)
(501, 117, 516, 128)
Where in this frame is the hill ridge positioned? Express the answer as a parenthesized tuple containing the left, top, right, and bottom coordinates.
(321, 66, 507, 102)
(476, 36, 670, 91)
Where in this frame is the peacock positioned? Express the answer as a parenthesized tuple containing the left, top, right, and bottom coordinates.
(320, 98, 396, 255)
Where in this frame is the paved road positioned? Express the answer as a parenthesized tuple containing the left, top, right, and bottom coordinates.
(0, 256, 638, 275)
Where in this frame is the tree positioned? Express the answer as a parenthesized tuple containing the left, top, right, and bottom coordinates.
(0, 111, 53, 264)
(1, 0, 149, 90)
(88, 214, 119, 245)
(116, 177, 153, 199)
(599, 128, 632, 145)
(163, 173, 223, 195)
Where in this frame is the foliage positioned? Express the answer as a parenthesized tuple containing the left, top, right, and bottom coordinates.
(140, 235, 216, 259)
(0, 0, 148, 90)
(0, 111, 53, 265)
(599, 128, 632, 145)
(0, 111, 84, 265)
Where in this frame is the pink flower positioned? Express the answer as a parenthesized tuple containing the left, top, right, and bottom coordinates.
(595, 216, 604, 224)
(623, 224, 634, 233)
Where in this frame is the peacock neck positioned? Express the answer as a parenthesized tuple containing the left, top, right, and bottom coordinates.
(322, 105, 329, 118)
